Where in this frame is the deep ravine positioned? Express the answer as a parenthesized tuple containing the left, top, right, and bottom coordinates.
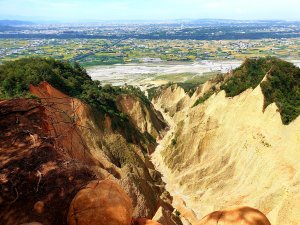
(151, 103, 201, 225)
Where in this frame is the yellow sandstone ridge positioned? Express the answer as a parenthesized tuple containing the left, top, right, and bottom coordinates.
(152, 83, 300, 225)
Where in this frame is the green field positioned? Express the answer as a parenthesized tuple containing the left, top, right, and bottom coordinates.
(1, 38, 300, 66)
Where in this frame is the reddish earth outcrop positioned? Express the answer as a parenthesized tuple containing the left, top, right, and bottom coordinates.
(0, 99, 96, 225)
(0, 82, 177, 225)
(196, 207, 271, 225)
(29, 81, 100, 166)
(133, 218, 162, 225)
(68, 180, 133, 225)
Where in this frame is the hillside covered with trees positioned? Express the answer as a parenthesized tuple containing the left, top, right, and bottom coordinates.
(0, 57, 150, 120)
(220, 57, 300, 124)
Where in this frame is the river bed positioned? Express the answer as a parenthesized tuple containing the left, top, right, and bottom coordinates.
(87, 59, 300, 87)
(87, 60, 242, 86)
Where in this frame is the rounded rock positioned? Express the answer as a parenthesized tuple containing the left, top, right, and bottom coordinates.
(68, 180, 133, 225)
(33, 201, 45, 214)
(134, 218, 162, 225)
(196, 206, 271, 225)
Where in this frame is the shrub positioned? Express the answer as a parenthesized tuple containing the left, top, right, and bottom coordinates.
(260, 60, 300, 124)
(220, 57, 275, 97)
(193, 91, 214, 107)
(220, 57, 300, 124)
(171, 138, 177, 146)
(0, 57, 149, 121)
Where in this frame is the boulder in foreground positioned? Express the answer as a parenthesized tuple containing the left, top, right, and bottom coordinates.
(68, 180, 133, 225)
(196, 206, 271, 225)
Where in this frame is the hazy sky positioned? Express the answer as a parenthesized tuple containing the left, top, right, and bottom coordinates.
(1, 0, 300, 22)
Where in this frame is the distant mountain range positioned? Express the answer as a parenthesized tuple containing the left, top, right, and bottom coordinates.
(1, 18, 300, 26)
(0, 20, 34, 26)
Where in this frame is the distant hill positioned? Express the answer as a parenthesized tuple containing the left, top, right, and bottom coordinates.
(0, 20, 33, 26)
(187, 19, 300, 25)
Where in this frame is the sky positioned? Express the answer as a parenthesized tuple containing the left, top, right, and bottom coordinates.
(1, 0, 300, 22)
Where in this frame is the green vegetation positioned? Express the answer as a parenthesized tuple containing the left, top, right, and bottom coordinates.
(102, 134, 146, 168)
(260, 60, 300, 124)
(171, 138, 177, 146)
(147, 82, 177, 101)
(185, 71, 221, 83)
(80, 55, 124, 67)
(155, 73, 196, 83)
(175, 210, 181, 217)
(220, 57, 300, 124)
(0, 57, 149, 120)
(178, 72, 221, 96)
(220, 57, 274, 97)
(0, 57, 158, 153)
(147, 86, 162, 101)
(2, 57, 298, 125)
(2, 38, 300, 65)
(0, 57, 91, 98)
(193, 91, 214, 107)
(148, 72, 218, 100)
(176, 82, 200, 96)
(124, 84, 151, 106)
(191, 57, 299, 124)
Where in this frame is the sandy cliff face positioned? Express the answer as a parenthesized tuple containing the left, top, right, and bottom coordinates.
(153, 84, 189, 117)
(152, 82, 300, 225)
(117, 94, 167, 141)
(0, 82, 179, 225)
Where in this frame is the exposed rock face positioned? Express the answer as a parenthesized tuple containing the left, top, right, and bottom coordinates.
(117, 95, 167, 141)
(196, 207, 271, 225)
(0, 82, 179, 225)
(152, 77, 226, 117)
(0, 99, 96, 225)
(153, 207, 183, 225)
(134, 218, 162, 225)
(68, 180, 133, 225)
(152, 84, 187, 117)
(152, 82, 300, 225)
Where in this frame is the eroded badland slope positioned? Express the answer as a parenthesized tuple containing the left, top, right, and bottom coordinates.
(1, 57, 299, 225)
(152, 57, 300, 225)
(0, 58, 180, 225)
